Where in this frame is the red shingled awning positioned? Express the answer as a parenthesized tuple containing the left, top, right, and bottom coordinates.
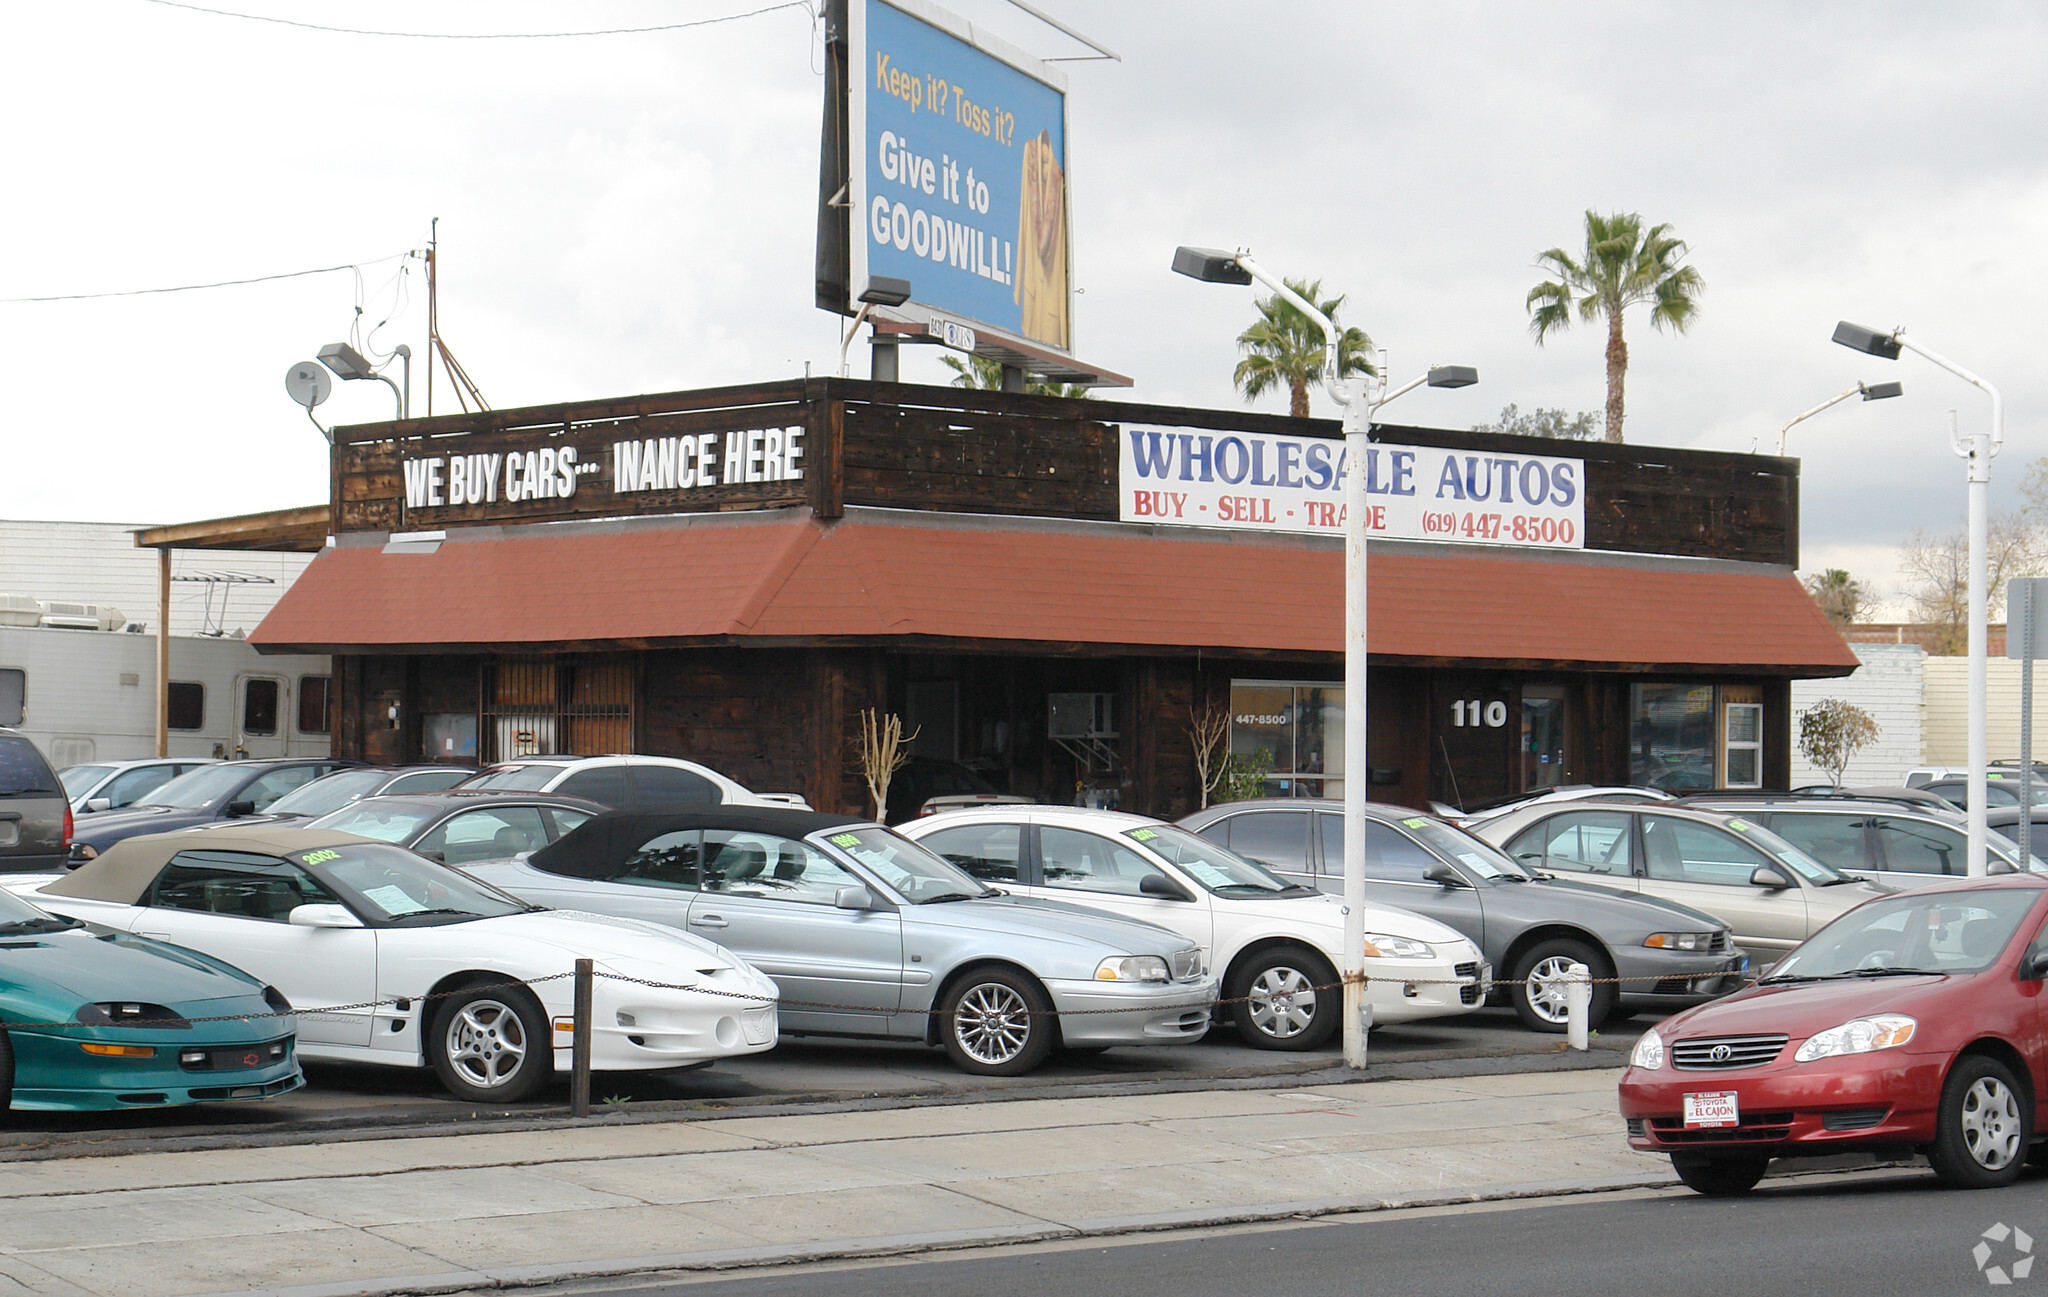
(251, 511, 1857, 674)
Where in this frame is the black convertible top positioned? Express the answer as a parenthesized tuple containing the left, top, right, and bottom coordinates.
(527, 806, 874, 880)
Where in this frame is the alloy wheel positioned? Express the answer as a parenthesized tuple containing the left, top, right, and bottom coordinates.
(953, 982, 1032, 1065)
(1961, 1076, 2023, 1170)
(443, 998, 531, 1090)
(1247, 966, 1317, 1039)
(1524, 955, 1578, 1024)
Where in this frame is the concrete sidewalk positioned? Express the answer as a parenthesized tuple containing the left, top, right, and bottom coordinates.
(0, 1068, 1667, 1297)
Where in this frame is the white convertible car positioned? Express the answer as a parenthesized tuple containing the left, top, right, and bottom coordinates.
(9, 827, 780, 1101)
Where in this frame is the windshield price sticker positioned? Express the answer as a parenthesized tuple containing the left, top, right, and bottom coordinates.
(300, 849, 341, 865)
(1127, 828, 1159, 841)
(829, 833, 863, 848)
(1683, 1091, 1739, 1128)
(1726, 820, 1751, 833)
(1403, 817, 1430, 829)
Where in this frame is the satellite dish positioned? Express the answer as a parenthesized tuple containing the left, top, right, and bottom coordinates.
(285, 361, 332, 409)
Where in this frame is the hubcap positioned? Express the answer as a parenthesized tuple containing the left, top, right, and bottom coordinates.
(953, 983, 1032, 1065)
(1524, 955, 1580, 1024)
(1247, 966, 1317, 1038)
(1961, 1076, 2023, 1170)
(444, 998, 530, 1089)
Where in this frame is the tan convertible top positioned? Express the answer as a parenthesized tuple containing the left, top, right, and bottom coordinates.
(41, 828, 379, 904)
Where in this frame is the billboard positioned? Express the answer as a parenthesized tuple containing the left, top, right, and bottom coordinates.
(1119, 427, 1587, 549)
(845, 0, 1072, 352)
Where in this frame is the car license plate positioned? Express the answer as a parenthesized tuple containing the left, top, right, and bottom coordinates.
(1683, 1091, 1739, 1127)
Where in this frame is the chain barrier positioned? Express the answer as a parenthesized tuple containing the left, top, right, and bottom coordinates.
(0, 963, 1748, 1032)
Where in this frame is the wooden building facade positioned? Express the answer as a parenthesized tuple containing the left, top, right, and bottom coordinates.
(251, 378, 1857, 817)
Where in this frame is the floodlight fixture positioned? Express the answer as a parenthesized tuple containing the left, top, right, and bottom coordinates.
(318, 342, 377, 380)
(858, 276, 913, 307)
(1776, 380, 1904, 455)
(1427, 365, 1479, 389)
(1860, 380, 1903, 401)
(1170, 246, 1253, 286)
(1831, 321, 1903, 360)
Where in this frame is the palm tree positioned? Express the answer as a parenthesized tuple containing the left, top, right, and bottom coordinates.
(1526, 211, 1704, 444)
(1802, 568, 1867, 629)
(1232, 278, 1374, 418)
(939, 352, 1091, 399)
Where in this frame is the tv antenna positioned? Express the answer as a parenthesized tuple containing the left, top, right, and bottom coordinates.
(425, 217, 491, 416)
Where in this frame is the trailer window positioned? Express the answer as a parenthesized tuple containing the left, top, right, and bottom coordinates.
(298, 675, 331, 735)
(0, 669, 21, 727)
(168, 682, 204, 731)
(244, 678, 279, 736)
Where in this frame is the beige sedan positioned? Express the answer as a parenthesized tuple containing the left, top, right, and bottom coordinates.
(1470, 802, 1889, 956)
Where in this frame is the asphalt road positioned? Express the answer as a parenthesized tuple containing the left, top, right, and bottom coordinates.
(0, 1006, 1633, 1154)
(555, 1166, 2048, 1297)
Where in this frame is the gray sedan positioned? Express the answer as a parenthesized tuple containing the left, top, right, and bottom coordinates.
(468, 807, 1218, 1075)
(1178, 799, 1747, 1032)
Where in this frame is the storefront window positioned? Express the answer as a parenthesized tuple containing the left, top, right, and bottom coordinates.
(1724, 702, 1763, 789)
(1228, 681, 1343, 798)
(1629, 684, 1718, 792)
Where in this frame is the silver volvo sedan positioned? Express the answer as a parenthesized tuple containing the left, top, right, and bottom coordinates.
(468, 807, 1218, 1076)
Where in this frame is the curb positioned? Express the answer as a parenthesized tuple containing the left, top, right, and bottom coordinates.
(181, 1169, 1682, 1297)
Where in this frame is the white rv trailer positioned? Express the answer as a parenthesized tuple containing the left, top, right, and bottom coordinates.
(0, 622, 331, 767)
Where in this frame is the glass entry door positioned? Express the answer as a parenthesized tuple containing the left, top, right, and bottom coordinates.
(1521, 685, 1569, 791)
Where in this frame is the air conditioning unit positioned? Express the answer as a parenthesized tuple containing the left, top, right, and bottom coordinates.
(0, 594, 40, 627)
(1048, 692, 1116, 739)
(39, 602, 126, 632)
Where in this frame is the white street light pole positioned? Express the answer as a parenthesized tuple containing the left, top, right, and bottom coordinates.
(1172, 246, 1476, 1069)
(1834, 323, 2001, 875)
(1775, 381, 1902, 456)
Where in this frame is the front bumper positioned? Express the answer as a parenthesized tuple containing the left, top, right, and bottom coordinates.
(1618, 1049, 1946, 1157)
(1044, 974, 1219, 1047)
(1364, 953, 1491, 1024)
(7, 1027, 303, 1111)
(1611, 948, 1751, 1006)
(543, 972, 782, 1070)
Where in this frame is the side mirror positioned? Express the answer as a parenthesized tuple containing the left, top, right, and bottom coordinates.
(1989, 858, 2017, 876)
(1423, 862, 1465, 888)
(416, 849, 446, 864)
(2024, 948, 2048, 982)
(1750, 865, 1793, 890)
(834, 885, 875, 911)
(288, 903, 363, 929)
(84, 797, 112, 813)
(1139, 873, 1195, 902)
(224, 800, 256, 818)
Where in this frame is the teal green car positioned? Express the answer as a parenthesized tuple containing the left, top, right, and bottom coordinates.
(0, 886, 301, 1112)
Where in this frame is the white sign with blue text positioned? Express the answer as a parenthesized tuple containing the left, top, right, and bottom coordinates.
(1118, 427, 1586, 549)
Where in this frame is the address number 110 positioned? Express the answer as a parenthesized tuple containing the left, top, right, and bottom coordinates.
(1452, 700, 1508, 728)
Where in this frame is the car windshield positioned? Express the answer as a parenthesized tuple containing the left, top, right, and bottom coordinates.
(306, 800, 441, 843)
(59, 765, 115, 797)
(817, 825, 991, 901)
(142, 763, 255, 809)
(462, 764, 564, 791)
(263, 768, 394, 816)
(1764, 888, 2043, 981)
(1721, 817, 1849, 884)
(1396, 815, 1530, 880)
(1121, 823, 1299, 895)
(296, 841, 531, 924)
(0, 886, 75, 931)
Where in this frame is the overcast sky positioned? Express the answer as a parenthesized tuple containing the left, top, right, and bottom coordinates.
(4, 1, 2042, 613)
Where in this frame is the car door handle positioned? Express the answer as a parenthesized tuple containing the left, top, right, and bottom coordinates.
(691, 914, 729, 929)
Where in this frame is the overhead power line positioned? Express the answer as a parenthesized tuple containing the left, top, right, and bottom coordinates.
(134, 0, 815, 39)
(0, 251, 412, 304)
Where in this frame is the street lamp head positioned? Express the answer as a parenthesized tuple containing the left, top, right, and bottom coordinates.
(317, 341, 377, 381)
(858, 276, 912, 307)
(1859, 380, 1904, 401)
(1832, 321, 1902, 360)
(1171, 246, 1253, 286)
(1426, 365, 1479, 389)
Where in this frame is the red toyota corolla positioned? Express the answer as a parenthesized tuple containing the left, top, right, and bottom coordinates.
(1619, 875, 2048, 1195)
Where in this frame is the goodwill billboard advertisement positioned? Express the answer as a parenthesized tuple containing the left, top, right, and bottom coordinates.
(850, 0, 1071, 351)
(1119, 427, 1586, 549)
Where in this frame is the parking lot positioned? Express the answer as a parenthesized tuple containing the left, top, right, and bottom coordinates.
(0, 1007, 1636, 1158)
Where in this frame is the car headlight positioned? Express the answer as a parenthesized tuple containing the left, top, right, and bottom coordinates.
(1361, 933, 1435, 960)
(1095, 955, 1170, 983)
(1643, 931, 1717, 952)
(1793, 1014, 1916, 1063)
(1630, 1029, 1664, 1069)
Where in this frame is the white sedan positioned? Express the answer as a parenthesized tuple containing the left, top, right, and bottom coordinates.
(9, 826, 780, 1101)
(902, 806, 1489, 1049)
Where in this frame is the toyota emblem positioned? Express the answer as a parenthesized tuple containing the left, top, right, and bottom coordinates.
(1709, 1044, 1733, 1063)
